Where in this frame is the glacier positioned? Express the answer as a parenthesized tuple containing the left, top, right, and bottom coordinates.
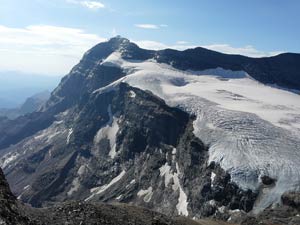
(95, 51, 300, 212)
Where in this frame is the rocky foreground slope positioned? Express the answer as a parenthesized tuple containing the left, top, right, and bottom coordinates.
(1, 166, 300, 225)
(0, 166, 224, 225)
(0, 37, 300, 223)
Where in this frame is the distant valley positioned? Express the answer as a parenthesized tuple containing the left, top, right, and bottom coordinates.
(0, 71, 61, 109)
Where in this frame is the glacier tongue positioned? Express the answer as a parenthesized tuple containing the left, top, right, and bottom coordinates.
(98, 52, 300, 212)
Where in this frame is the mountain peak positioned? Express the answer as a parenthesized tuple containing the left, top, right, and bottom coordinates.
(108, 35, 130, 44)
(82, 36, 153, 62)
(82, 36, 136, 61)
(107, 35, 133, 51)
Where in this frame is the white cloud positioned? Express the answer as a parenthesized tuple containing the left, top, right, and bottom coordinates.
(0, 25, 283, 75)
(80, 1, 105, 9)
(135, 24, 159, 29)
(135, 40, 195, 51)
(135, 40, 169, 50)
(135, 24, 168, 29)
(176, 41, 189, 45)
(0, 25, 106, 75)
(201, 44, 283, 58)
(66, 0, 105, 10)
(135, 40, 282, 57)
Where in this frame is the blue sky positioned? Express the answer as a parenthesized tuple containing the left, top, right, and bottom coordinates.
(0, 0, 299, 75)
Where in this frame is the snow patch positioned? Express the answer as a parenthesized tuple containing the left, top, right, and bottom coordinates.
(172, 148, 176, 161)
(173, 163, 189, 216)
(209, 200, 217, 207)
(137, 186, 153, 203)
(218, 206, 226, 214)
(67, 177, 80, 196)
(116, 195, 123, 200)
(67, 164, 88, 196)
(54, 120, 63, 125)
(78, 164, 87, 176)
(126, 179, 136, 189)
(130, 179, 136, 184)
(172, 148, 177, 155)
(158, 160, 189, 215)
(34, 122, 65, 143)
(0, 152, 20, 169)
(129, 90, 136, 98)
(211, 172, 216, 187)
(66, 128, 73, 144)
(17, 185, 31, 200)
(23, 185, 30, 190)
(159, 163, 172, 186)
(94, 105, 120, 159)
(85, 170, 126, 201)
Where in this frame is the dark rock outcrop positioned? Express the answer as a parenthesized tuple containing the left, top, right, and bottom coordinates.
(0, 166, 228, 225)
(260, 175, 276, 186)
(282, 191, 300, 209)
(0, 168, 32, 225)
(240, 191, 300, 225)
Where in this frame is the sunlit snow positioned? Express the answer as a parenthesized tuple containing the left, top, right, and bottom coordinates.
(67, 164, 88, 196)
(137, 186, 153, 203)
(159, 162, 172, 186)
(97, 51, 300, 212)
(211, 172, 216, 187)
(94, 105, 120, 159)
(128, 90, 136, 98)
(0, 152, 20, 169)
(66, 128, 73, 144)
(85, 170, 126, 201)
(173, 163, 189, 216)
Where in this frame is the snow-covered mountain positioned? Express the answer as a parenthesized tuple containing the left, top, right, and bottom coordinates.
(0, 36, 300, 222)
(100, 50, 300, 212)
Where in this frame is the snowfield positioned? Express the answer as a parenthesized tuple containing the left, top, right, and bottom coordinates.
(93, 105, 120, 159)
(97, 52, 300, 212)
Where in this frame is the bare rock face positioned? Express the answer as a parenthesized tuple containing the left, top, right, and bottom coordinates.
(0, 167, 221, 225)
(0, 167, 14, 200)
(282, 191, 300, 209)
(240, 192, 300, 225)
(241, 206, 300, 225)
(260, 175, 276, 186)
(0, 168, 32, 225)
(0, 165, 256, 225)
